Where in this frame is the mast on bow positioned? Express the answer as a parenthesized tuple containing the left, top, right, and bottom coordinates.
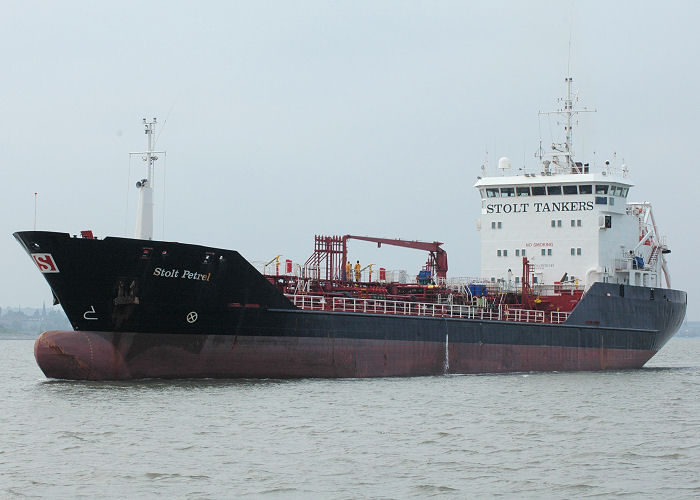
(131, 118, 165, 240)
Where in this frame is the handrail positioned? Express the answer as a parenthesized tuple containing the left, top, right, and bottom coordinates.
(550, 311, 570, 324)
(285, 294, 561, 324)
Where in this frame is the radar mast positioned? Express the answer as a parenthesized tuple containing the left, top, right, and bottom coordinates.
(538, 76, 595, 173)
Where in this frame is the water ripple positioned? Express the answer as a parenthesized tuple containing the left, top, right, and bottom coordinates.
(1, 337, 700, 498)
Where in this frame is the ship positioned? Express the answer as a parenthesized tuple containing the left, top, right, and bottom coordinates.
(15, 78, 687, 380)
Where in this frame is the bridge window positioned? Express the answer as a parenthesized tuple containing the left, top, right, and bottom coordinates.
(532, 186, 546, 196)
(611, 185, 629, 197)
(595, 196, 607, 205)
(500, 187, 515, 197)
(547, 185, 562, 195)
(563, 185, 578, 195)
(486, 188, 499, 198)
(595, 184, 609, 194)
(579, 184, 592, 194)
(516, 187, 530, 196)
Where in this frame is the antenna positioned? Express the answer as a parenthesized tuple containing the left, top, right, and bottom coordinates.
(535, 20, 597, 174)
(130, 118, 165, 240)
(480, 148, 489, 175)
(538, 75, 596, 173)
(567, 18, 573, 78)
(34, 192, 38, 231)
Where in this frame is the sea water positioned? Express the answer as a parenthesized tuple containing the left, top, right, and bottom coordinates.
(1, 334, 699, 499)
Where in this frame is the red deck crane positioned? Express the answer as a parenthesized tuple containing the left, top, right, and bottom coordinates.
(342, 235, 448, 279)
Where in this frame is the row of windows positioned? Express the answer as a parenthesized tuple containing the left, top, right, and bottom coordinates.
(551, 219, 583, 227)
(540, 248, 584, 256)
(492, 219, 583, 229)
(496, 249, 528, 257)
(482, 184, 629, 199)
(496, 248, 584, 257)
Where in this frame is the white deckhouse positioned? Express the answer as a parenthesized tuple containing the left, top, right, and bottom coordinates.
(475, 77, 670, 292)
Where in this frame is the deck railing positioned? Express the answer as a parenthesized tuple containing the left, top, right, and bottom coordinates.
(550, 311, 571, 324)
(503, 307, 545, 323)
(285, 295, 568, 324)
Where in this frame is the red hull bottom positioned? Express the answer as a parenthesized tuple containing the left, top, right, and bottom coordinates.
(34, 330, 657, 381)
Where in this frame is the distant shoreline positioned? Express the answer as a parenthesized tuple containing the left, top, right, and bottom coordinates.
(0, 305, 71, 335)
(0, 332, 42, 340)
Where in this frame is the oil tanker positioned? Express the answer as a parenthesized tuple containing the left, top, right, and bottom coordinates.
(15, 78, 686, 380)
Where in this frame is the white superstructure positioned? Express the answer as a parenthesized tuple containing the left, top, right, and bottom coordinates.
(475, 78, 671, 291)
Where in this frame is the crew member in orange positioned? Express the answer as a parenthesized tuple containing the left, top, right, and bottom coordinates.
(354, 260, 361, 282)
(345, 260, 352, 282)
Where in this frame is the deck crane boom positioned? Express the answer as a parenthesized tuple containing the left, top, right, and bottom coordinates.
(342, 235, 448, 279)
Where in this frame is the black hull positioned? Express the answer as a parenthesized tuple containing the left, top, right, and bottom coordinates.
(15, 231, 687, 380)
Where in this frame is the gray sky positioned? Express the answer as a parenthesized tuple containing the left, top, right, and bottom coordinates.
(2, 1, 698, 319)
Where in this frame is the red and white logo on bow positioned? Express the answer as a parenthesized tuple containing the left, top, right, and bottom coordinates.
(31, 253, 60, 273)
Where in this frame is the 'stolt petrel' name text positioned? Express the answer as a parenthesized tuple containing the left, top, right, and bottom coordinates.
(153, 267, 211, 281)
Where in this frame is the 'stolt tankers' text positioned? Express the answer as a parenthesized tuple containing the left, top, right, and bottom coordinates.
(486, 201, 595, 214)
